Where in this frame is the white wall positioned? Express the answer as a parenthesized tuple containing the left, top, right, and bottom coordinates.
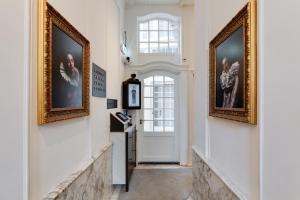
(0, 0, 28, 199)
(125, 4, 194, 66)
(262, 0, 300, 199)
(193, 0, 259, 199)
(6, 0, 300, 199)
(29, 0, 124, 199)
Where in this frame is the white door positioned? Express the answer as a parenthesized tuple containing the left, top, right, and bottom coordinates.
(139, 72, 179, 162)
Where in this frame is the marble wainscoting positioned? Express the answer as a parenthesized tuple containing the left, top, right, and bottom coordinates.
(191, 148, 240, 200)
(44, 144, 112, 200)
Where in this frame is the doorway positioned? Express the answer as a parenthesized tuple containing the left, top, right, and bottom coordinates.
(138, 71, 179, 163)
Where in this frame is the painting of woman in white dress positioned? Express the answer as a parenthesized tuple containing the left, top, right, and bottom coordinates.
(209, 2, 257, 124)
(215, 26, 244, 109)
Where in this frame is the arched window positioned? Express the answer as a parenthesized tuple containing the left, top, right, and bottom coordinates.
(137, 13, 181, 55)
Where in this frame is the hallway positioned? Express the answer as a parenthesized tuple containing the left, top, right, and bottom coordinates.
(114, 165, 192, 200)
(3, 0, 300, 199)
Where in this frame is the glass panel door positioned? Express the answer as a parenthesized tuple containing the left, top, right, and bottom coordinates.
(143, 75, 175, 135)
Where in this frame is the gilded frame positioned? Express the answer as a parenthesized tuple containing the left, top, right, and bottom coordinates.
(209, 0, 257, 124)
(37, 1, 90, 124)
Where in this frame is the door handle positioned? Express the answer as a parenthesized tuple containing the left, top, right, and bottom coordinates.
(140, 119, 144, 125)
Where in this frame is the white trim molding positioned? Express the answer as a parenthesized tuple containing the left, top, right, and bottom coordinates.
(128, 61, 194, 74)
(179, 0, 194, 6)
(137, 12, 180, 22)
(129, 61, 193, 165)
(192, 145, 247, 200)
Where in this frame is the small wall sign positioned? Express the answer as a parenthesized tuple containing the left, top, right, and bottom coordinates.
(107, 99, 118, 109)
(92, 63, 106, 97)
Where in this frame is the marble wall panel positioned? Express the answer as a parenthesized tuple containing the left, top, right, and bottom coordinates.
(44, 145, 112, 200)
(191, 150, 239, 200)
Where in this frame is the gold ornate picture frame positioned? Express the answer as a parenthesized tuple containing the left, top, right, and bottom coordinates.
(209, 0, 257, 124)
(38, 1, 90, 124)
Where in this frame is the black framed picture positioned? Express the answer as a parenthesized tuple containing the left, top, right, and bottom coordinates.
(122, 81, 141, 110)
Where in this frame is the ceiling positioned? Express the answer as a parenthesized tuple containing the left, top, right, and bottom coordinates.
(126, 0, 194, 6)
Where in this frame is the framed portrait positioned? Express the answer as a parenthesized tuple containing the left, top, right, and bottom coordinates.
(37, 1, 90, 124)
(209, 0, 257, 124)
(122, 81, 141, 110)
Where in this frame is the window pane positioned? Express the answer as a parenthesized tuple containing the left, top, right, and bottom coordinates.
(154, 109, 164, 120)
(140, 22, 148, 30)
(140, 43, 149, 53)
(149, 43, 159, 53)
(149, 20, 158, 30)
(149, 31, 158, 42)
(154, 86, 163, 97)
(165, 121, 174, 132)
(159, 31, 168, 42)
(165, 109, 174, 120)
(159, 20, 168, 30)
(144, 121, 153, 132)
(165, 98, 174, 109)
(164, 86, 174, 97)
(169, 22, 179, 30)
(144, 98, 153, 109)
(159, 43, 169, 53)
(139, 18, 181, 55)
(139, 31, 148, 42)
(165, 77, 174, 84)
(169, 31, 179, 42)
(144, 86, 153, 97)
(144, 77, 153, 86)
(144, 109, 153, 120)
(154, 120, 164, 132)
(154, 76, 164, 85)
(153, 97, 164, 109)
(170, 42, 179, 53)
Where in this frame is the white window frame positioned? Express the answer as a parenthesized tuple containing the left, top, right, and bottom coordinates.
(141, 71, 179, 138)
(137, 13, 181, 56)
(143, 75, 176, 136)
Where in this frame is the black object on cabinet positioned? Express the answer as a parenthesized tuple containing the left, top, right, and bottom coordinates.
(122, 74, 141, 110)
(110, 113, 130, 132)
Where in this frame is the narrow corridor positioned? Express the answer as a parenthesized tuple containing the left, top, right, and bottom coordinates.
(113, 165, 192, 200)
(6, 0, 300, 200)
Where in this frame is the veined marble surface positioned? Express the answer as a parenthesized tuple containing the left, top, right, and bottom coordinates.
(44, 144, 112, 200)
(191, 150, 239, 200)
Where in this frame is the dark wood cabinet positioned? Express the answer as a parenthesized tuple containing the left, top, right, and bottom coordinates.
(125, 127, 136, 191)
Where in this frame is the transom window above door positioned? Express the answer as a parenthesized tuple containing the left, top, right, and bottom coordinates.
(143, 75, 176, 134)
(138, 13, 181, 55)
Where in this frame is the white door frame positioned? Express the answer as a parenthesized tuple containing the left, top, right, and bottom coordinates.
(138, 70, 180, 163)
(129, 61, 191, 165)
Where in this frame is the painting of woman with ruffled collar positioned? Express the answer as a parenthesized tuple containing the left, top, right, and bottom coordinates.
(51, 25, 83, 109)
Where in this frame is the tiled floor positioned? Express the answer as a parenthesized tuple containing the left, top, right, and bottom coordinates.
(115, 165, 192, 200)
(135, 164, 191, 169)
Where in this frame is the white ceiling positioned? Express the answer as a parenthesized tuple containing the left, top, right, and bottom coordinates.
(126, 0, 194, 6)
